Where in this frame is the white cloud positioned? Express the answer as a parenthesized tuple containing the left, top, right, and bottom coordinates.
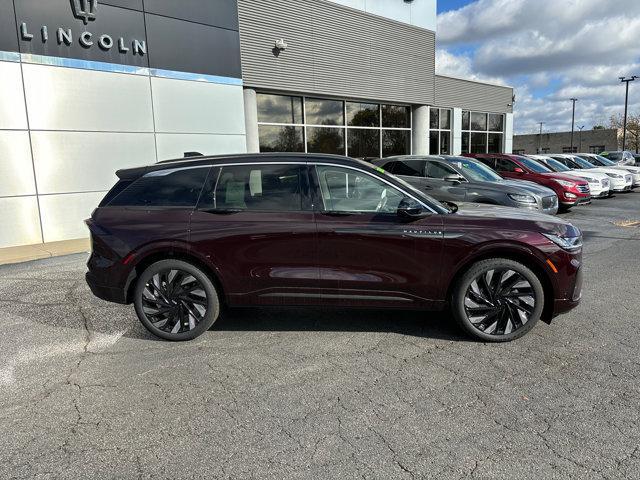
(436, 0, 640, 134)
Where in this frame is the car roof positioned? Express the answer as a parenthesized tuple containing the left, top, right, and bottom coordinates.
(117, 153, 368, 180)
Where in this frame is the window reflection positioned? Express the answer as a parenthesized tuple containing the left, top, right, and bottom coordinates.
(307, 127, 345, 154)
(347, 102, 380, 127)
(256, 94, 303, 124)
(489, 114, 504, 132)
(258, 125, 305, 152)
(382, 105, 410, 128)
(382, 130, 410, 157)
(488, 133, 503, 153)
(305, 98, 344, 126)
(348, 128, 380, 158)
(471, 132, 487, 154)
(470, 112, 488, 131)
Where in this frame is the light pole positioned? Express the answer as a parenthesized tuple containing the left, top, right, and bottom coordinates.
(578, 125, 585, 152)
(570, 98, 578, 152)
(538, 122, 544, 153)
(619, 76, 638, 151)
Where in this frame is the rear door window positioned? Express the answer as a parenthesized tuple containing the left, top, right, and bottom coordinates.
(200, 164, 304, 212)
(393, 160, 426, 177)
(109, 166, 211, 208)
(494, 159, 518, 172)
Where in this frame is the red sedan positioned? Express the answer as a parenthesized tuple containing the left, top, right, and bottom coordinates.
(465, 154, 591, 210)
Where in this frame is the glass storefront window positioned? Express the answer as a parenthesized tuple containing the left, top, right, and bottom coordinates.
(489, 113, 504, 132)
(488, 133, 503, 153)
(462, 111, 505, 154)
(257, 94, 303, 124)
(440, 131, 450, 154)
(348, 128, 380, 158)
(439, 109, 451, 130)
(258, 125, 304, 152)
(307, 127, 345, 154)
(382, 130, 410, 157)
(256, 94, 411, 157)
(305, 98, 344, 126)
(471, 132, 488, 154)
(462, 110, 470, 130)
(429, 131, 439, 156)
(382, 105, 410, 128)
(430, 109, 439, 130)
(347, 102, 380, 127)
(471, 112, 488, 131)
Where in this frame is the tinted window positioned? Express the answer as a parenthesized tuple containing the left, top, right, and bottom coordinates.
(470, 132, 487, 153)
(109, 167, 210, 207)
(471, 112, 488, 131)
(427, 162, 458, 179)
(204, 164, 303, 211)
(305, 98, 344, 126)
(348, 128, 380, 158)
(488, 133, 502, 153)
(307, 127, 345, 155)
(347, 102, 380, 127)
(489, 114, 504, 132)
(517, 156, 552, 173)
(382, 130, 410, 157)
(430, 108, 439, 129)
(451, 158, 502, 182)
(259, 125, 304, 152)
(257, 94, 303, 124)
(316, 165, 406, 213)
(462, 111, 470, 130)
(440, 109, 451, 130)
(382, 105, 410, 128)
(393, 160, 425, 177)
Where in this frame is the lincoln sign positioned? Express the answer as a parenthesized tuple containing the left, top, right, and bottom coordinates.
(19, 0, 146, 56)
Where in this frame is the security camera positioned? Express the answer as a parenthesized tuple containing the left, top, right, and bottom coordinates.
(274, 39, 288, 51)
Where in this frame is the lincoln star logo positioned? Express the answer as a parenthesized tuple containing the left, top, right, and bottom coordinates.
(71, 0, 98, 25)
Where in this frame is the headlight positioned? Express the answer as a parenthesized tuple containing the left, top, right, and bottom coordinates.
(607, 172, 623, 179)
(542, 233, 583, 251)
(508, 193, 536, 204)
(553, 179, 577, 188)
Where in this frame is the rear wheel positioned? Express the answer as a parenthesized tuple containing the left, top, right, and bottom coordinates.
(451, 258, 544, 342)
(134, 260, 220, 341)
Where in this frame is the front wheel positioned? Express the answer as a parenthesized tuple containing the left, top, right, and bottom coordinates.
(134, 260, 220, 341)
(451, 258, 544, 342)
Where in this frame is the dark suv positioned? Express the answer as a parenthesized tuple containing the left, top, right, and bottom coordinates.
(86, 154, 583, 343)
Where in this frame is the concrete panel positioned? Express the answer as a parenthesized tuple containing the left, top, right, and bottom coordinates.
(452, 108, 463, 155)
(155, 134, 247, 161)
(0, 62, 28, 130)
(39, 192, 105, 243)
(0, 131, 36, 197)
(23, 64, 154, 132)
(151, 77, 245, 135)
(31, 131, 156, 195)
(0, 196, 42, 248)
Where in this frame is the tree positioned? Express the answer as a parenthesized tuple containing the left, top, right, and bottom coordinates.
(609, 113, 640, 153)
(592, 125, 606, 130)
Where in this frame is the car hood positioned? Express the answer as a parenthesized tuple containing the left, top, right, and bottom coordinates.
(491, 179, 557, 197)
(540, 172, 587, 184)
(563, 170, 610, 181)
(591, 167, 632, 177)
(448, 202, 580, 237)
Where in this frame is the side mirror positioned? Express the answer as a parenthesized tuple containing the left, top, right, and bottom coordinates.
(514, 167, 525, 174)
(397, 197, 430, 220)
(444, 174, 465, 184)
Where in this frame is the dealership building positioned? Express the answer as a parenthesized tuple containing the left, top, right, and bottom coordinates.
(0, 0, 514, 250)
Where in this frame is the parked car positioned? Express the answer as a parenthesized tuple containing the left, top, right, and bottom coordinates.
(599, 151, 636, 166)
(464, 154, 591, 210)
(577, 153, 640, 186)
(86, 153, 583, 343)
(527, 155, 611, 198)
(374, 155, 559, 215)
(549, 154, 633, 192)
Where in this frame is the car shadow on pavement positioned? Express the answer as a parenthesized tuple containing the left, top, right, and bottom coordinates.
(214, 307, 470, 342)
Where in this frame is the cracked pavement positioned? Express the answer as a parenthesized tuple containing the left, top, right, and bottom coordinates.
(1, 193, 640, 479)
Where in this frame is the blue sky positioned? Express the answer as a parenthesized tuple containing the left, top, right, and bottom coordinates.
(435, 0, 640, 134)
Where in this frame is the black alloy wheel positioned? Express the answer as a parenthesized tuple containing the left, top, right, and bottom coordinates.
(134, 260, 220, 341)
(452, 258, 544, 342)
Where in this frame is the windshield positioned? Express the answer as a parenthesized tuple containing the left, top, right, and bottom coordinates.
(516, 156, 552, 173)
(448, 157, 503, 182)
(571, 156, 596, 169)
(542, 157, 572, 172)
(588, 154, 616, 166)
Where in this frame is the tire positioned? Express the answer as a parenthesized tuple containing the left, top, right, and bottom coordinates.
(134, 259, 220, 341)
(451, 258, 544, 342)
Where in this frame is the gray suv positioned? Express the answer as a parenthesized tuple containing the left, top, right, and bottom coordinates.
(377, 155, 559, 215)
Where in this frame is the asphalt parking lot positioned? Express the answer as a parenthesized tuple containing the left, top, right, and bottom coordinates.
(1, 194, 640, 480)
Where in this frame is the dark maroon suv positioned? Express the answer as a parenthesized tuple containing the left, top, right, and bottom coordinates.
(86, 154, 583, 343)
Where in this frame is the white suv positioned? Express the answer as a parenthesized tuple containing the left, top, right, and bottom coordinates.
(528, 155, 611, 198)
(550, 154, 633, 192)
(577, 153, 640, 187)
